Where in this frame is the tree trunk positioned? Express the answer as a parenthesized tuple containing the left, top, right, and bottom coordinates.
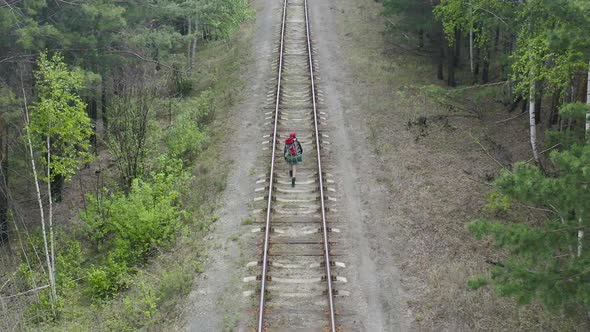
(469, 29, 474, 74)
(437, 31, 444, 81)
(581, 64, 589, 259)
(509, 95, 523, 113)
(474, 46, 480, 78)
(549, 91, 561, 126)
(23, 88, 57, 317)
(586, 63, 590, 138)
(191, 21, 197, 70)
(187, 18, 193, 71)
(101, 74, 108, 131)
(46, 137, 56, 297)
(51, 175, 64, 202)
(0, 119, 7, 245)
(494, 27, 500, 53)
(88, 97, 97, 154)
(535, 85, 543, 124)
(418, 28, 424, 49)
(447, 44, 455, 87)
(482, 48, 490, 84)
(529, 82, 540, 164)
(454, 28, 461, 68)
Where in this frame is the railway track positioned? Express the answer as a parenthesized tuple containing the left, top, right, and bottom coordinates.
(247, 0, 346, 330)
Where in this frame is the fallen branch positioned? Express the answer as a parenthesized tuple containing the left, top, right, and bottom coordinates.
(525, 143, 560, 163)
(469, 131, 511, 173)
(0, 285, 49, 300)
(0, 271, 17, 292)
(450, 80, 510, 92)
(515, 203, 554, 213)
(495, 110, 527, 124)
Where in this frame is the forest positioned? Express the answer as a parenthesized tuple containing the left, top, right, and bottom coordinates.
(1, 0, 590, 329)
(382, 0, 590, 317)
(0, 0, 251, 329)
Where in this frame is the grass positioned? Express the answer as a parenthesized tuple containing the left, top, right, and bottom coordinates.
(223, 312, 240, 331)
(249, 167, 257, 176)
(241, 217, 254, 225)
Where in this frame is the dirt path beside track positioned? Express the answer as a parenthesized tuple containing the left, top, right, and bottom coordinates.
(182, 0, 580, 330)
(182, 0, 281, 330)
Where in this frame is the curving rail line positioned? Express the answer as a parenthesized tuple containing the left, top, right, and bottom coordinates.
(257, 0, 336, 330)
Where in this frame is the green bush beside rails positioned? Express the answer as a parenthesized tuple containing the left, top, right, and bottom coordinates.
(82, 157, 190, 300)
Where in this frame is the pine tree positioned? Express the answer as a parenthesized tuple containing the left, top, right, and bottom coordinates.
(469, 137, 590, 310)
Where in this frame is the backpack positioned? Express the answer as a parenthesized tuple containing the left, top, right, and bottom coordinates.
(287, 141, 298, 156)
(285, 139, 302, 163)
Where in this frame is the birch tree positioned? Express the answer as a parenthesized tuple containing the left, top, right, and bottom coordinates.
(25, 52, 93, 315)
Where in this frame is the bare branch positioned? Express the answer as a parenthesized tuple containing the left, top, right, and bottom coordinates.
(525, 143, 560, 163)
(0, 284, 49, 299)
(495, 110, 527, 124)
(469, 131, 512, 173)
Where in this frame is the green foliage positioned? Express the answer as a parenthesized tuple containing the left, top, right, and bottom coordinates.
(165, 90, 215, 159)
(174, 71, 195, 97)
(193, 89, 216, 125)
(27, 289, 65, 323)
(27, 52, 93, 182)
(469, 142, 590, 311)
(1, 0, 249, 328)
(467, 275, 488, 290)
(87, 257, 129, 300)
(485, 191, 511, 214)
(123, 281, 158, 320)
(434, 0, 514, 48)
(558, 102, 590, 121)
(382, 0, 433, 37)
(106, 93, 154, 188)
(15, 263, 35, 292)
(509, 0, 590, 98)
(165, 118, 207, 160)
(158, 268, 193, 304)
(84, 174, 185, 264)
(55, 240, 83, 291)
(546, 102, 589, 149)
(82, 158, 189, 299)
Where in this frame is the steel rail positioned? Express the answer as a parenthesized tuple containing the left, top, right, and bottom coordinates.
(304, 0, 336, 330)
(257, 0, 287, 329)
(258, 0, 335, 330)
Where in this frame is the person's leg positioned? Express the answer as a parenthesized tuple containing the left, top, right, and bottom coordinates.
(291, 165, 296, 187)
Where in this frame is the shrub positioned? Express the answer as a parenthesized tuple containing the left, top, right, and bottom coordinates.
(87, 257, 129, 300)
(27, 289, 65, 323)
(15, 263, 34, 292)
(164, 89, 215, 160)
(56, 240, 83, 290)
(82, 159, 189, 299)
(165, 117, 207, 160)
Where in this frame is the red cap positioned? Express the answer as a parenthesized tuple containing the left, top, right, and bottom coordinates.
(290, 132, 297, 138)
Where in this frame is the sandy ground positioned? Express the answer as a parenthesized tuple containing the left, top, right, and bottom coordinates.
(182, 0, 281, 330)
(307, 0, 410, 330)
(183, 0, 409, 330)
(182, 0, 589, 330)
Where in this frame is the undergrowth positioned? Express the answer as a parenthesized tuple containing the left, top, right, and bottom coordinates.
(11, 22, 251, 331)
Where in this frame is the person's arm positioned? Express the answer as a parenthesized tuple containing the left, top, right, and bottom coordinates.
(297, 140, 303, 154)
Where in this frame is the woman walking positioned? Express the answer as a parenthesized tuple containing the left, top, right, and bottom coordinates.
(284, 131, 303, 187)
